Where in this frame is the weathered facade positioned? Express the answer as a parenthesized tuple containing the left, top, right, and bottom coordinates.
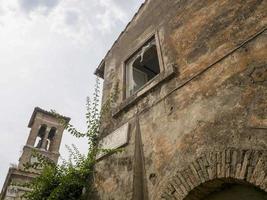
(94, 0, 267, 199)
(0, 107, 70, 200)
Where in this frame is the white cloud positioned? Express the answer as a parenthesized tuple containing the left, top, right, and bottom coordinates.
(0, 0, 143, 45)
(19, 0, 60, 14)
(95, 0, 128, 33)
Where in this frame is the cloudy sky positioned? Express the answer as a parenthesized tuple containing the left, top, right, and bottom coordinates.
(0, 0, 144, 188)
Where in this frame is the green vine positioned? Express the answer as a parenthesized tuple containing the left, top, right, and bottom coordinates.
(21, 78, 119, 200)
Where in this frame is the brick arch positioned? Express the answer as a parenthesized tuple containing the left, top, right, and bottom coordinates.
(157, 148, 267, 200)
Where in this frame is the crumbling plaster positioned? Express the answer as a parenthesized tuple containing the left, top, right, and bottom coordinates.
(94, 0, 267, 199)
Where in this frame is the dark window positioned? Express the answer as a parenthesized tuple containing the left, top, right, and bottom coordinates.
(34, 125, 47, 148)
(125, 37, 160, 98)
(45, 127, 56, 151)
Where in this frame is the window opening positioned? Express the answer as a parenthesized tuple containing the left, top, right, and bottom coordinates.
(45, 127, 56, 151)
(34, 125, 47, 148)
(125, 37, 160, 98)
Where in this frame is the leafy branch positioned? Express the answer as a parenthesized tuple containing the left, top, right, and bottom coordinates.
(21, 78, 119, 200)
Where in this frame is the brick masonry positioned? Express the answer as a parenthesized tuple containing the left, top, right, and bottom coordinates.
(158, 148, 267, 199)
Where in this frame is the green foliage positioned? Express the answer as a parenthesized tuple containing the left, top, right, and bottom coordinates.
(22, 78, 118, 200)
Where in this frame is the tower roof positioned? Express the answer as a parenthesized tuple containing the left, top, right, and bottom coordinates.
(28, 107, 71, 128)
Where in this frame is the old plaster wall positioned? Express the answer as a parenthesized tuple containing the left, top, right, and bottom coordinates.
(95, 0, 267, 199)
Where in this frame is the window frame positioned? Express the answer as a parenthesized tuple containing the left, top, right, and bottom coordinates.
(122, 31, 165, 100)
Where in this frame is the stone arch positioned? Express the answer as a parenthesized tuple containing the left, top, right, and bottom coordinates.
(158, 148, 267, 200)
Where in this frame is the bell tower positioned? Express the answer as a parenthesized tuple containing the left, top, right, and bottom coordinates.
(18, 107, 70, 169)
(1, 107, 70, 200)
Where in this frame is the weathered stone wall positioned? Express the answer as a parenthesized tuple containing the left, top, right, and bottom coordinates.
(158, 148, 267, 199)
(95, 0, 267, 199)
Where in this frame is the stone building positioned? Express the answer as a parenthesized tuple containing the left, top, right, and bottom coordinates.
(0, 107, 70, 200)
(94, 0, 267, 199)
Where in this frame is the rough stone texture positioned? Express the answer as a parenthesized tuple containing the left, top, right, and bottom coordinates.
(157, 148, 267, 200)
(94, 0, 267, 199)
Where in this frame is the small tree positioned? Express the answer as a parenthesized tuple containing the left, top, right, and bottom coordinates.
(22, 78, 118, 200)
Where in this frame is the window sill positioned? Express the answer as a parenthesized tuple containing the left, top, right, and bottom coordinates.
(112, 64, 176, 118)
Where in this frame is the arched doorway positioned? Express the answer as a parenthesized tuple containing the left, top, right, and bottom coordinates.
(184, 179, 267, 200)
(204, 183, 267, 200)
(157, 148, 267, 200)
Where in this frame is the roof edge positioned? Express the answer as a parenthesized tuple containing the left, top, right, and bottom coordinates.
(94, 59, 105, 79)
(1, 167, 14, 200)
(28, 107, 71, 128)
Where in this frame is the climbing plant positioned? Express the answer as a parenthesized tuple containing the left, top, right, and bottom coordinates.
(22, 78, 118, 200)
